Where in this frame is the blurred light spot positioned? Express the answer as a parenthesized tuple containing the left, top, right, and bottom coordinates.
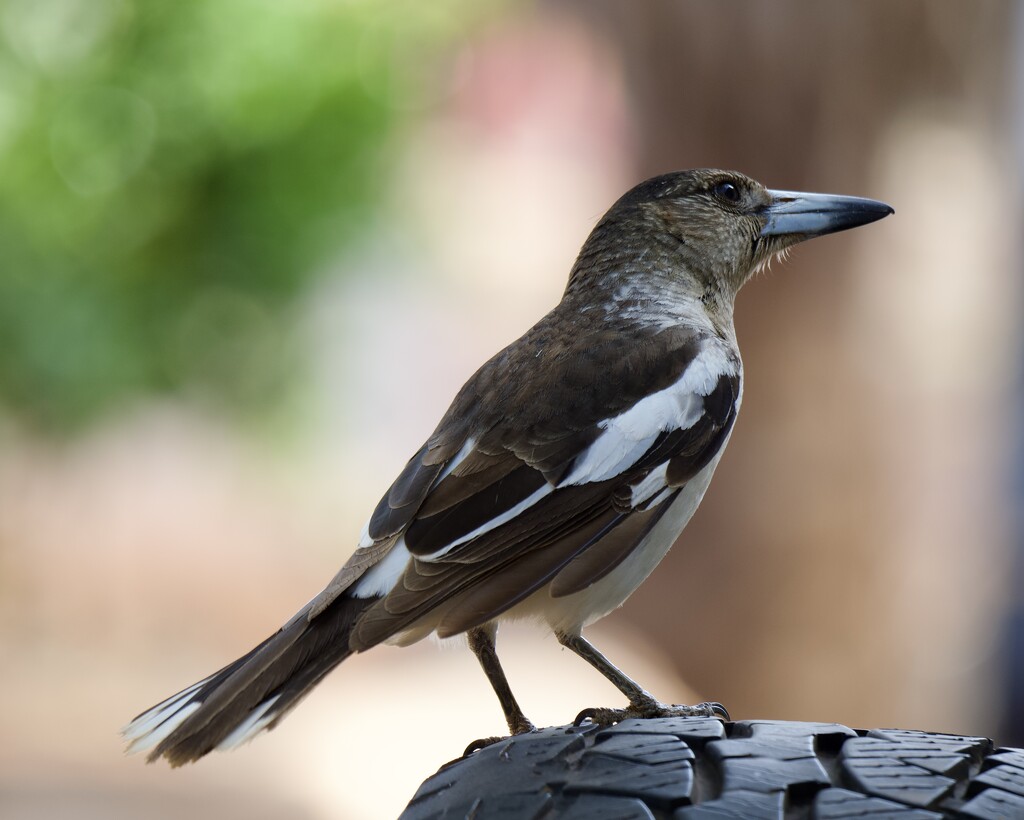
(852, 109, 1013, 395)
(393, 10, 631, 298)
(169, 286, 287, 410)
(0, 56, 34, 156)
(357, 1, 473, 111)
(184, 6, 319, 144)
(48, 86, 156, 197)
(0, 0, 127, 74)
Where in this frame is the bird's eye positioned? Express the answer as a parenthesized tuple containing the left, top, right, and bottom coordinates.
(713, 181, 741, 203)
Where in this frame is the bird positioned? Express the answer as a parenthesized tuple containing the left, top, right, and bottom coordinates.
(123, 168, 893, 766)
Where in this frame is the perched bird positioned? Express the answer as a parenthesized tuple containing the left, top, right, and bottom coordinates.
(124, 169, 892, 766)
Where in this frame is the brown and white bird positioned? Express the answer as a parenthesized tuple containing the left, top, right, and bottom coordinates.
(124, 169, 892, 765)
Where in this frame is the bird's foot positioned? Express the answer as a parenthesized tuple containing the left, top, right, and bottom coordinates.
(463, 736, 503, 755)
(463, 717, 536, 755)
(574, 698, 729, 727)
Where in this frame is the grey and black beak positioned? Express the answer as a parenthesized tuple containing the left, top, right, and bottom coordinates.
(760, 189, 894, 240)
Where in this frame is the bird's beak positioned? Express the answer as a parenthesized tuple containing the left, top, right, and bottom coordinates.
(760, 189, 894, 240)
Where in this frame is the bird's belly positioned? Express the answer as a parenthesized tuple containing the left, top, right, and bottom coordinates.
(505, 449, 726, 635)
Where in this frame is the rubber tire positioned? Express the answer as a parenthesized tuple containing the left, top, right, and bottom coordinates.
(401, 717, 1024, 819)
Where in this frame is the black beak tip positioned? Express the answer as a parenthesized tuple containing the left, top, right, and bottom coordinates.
(863, 200, 895, 224)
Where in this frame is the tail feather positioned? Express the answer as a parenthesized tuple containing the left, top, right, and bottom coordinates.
(124, 594, 378, 766)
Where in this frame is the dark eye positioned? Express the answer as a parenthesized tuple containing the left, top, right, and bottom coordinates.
(713, 181, 741, 203)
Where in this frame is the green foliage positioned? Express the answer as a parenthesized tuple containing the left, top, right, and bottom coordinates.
(0, 0, 481, 433)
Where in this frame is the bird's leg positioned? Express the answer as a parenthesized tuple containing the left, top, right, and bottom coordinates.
(464, 626, 535, 753)
(556, 631, 729, 725)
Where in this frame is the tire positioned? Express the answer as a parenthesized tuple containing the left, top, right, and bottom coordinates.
(401, 717, 1024, 819)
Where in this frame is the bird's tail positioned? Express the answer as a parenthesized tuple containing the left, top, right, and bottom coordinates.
(123, 593, 377, 766)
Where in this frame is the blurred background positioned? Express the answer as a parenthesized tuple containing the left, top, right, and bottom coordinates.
(0, 0, 1021, 817)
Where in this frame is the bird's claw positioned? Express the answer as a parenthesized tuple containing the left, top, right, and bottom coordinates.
(463, 736, 503, 755)
(704, 701, 730, 720)
(463, 718, 536, 756)
(574, 699, 729, 727)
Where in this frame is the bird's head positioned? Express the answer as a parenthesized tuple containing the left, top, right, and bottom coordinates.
(567, 169, 893, 316)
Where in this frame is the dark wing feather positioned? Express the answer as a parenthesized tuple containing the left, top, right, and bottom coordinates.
(417, 450, 522, 517)
(364, 324, 704, 546)
(434, 506, 626, 637)
(344, 322, 739, 649)
(349, 370, 740, 648)
(367, 442, 447, 541)
(350, 479, 620, 648)
(549, 372, 739, 596)
(547, 492, 680, 598)
(666, 371, 739, 485)
(405, 462, 547, 556)
(508, 426, 603, 484)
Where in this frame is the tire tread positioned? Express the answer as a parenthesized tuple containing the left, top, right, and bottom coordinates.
(401, 719, 1020, 819)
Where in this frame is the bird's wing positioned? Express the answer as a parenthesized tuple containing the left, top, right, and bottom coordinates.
(314, 326, 740, 645)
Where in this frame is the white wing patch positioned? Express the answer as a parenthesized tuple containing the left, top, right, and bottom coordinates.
(560, 429, 661, 486)
(436, 436, 476, 483)
(629, 462, 669, 507)
(561, 343, 733, 488)
(681, 343, 735, 396)
(351, 539, 412, 598)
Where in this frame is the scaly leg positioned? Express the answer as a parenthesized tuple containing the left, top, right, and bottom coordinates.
(465, 626, 535, 751)
(556, 631, 729, 724)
